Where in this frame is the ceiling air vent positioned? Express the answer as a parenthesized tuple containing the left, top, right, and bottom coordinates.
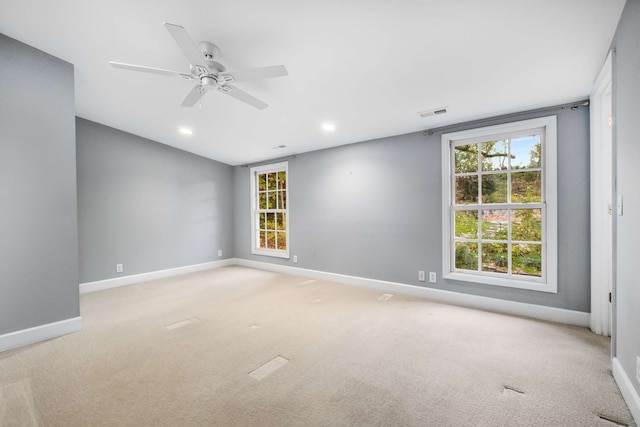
(418, 107, 447, 118)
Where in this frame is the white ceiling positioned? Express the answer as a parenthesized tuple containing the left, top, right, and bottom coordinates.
(0, 0, 625, 165)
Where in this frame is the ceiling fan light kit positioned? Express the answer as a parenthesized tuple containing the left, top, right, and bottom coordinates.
(109, 22, 288, 109)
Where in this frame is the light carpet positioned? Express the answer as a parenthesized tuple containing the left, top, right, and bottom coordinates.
(0, 266, 634, 426)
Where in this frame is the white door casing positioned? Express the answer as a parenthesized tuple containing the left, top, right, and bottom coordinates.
(589, 51, 613, 337)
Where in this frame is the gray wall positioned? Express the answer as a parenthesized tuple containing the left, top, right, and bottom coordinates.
(234, 104, 591, 311)
(612, 0, 640, 401)
(76, 118, 233, 283)
(0, 34, 79, 334)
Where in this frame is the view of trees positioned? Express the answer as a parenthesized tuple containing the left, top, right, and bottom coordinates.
(453, 136, 543, 277)
(257, 171, 287, 250)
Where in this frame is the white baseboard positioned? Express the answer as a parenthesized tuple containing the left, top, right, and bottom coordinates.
(0, 316, 82, 353)
(232, 258, 590, 328)
(612, 357, 640, 424)
(77, 257, 590, 327)
(79, 259, 235, 294)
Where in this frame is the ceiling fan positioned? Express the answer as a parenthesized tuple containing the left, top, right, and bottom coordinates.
(109, 22, 288, 109)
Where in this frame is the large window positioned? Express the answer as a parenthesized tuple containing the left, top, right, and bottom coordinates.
(251, 162, 289, 258)
(441, 117, 557, 292)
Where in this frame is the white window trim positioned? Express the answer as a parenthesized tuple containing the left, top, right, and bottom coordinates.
(441, 116, 558, 293)
(250, 161, 290, 259)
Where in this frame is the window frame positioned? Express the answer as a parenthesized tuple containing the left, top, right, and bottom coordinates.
(441, 116, 558, 293)
(250, 161, 289, 259)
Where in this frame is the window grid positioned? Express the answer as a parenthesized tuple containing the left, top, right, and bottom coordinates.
(256, 171, 287, 251)
(452, 133, 545, 280)
(251, 162, 289, 258)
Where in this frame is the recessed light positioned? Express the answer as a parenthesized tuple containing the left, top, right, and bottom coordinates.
(322, 123, 335, 132)
(179, 127, 193, 136)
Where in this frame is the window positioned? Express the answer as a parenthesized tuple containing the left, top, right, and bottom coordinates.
(441, 116, 557, 292)
(251, 162, 289, 258)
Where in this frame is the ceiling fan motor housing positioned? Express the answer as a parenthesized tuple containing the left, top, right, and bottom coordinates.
(206, 61, 226, 73)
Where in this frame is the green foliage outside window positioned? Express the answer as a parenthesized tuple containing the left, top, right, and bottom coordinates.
(256, 170, 287, 251)
(453, 135, 543, 277)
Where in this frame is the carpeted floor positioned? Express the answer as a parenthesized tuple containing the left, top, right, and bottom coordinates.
(0, 266, 635, 426)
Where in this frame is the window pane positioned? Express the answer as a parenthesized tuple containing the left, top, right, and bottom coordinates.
(277, 190, 287, 209)
(481, 209, 508, 240)
(455, 176, 479, 204)
(259, 192, 267, 209)
(481, 243, 508, 274)
(455, 242, 478, 271)
(266, 213, 275, 231)
(259, 213, 266, 230)
(481, 140, 508, 171)
(276, 213, 285, 230)
(268, 192, 277, 209)
(512, 243, 542, 277)
(259, 231, 267, 248)
(267, 173, 277, 190)
(267, 231, 276, 249)
(278, 171, 287, 189)
(511, 135, 541, 169)
(481, 173, 507, 203)
(455, 145, 478, 173)
(276, 232, 286, 250)
(455, 210, 478, 239)
(512, 209, 542, 242)
(511, 171, 541, 202)
(258, 174, 267, 191)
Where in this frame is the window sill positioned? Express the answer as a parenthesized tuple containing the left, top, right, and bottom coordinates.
(444, 271, 557, 293)
(251, 248, 290, 259)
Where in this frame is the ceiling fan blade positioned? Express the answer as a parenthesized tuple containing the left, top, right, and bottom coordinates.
(181, 85, 207, 107)
(219, 65, 288, 83)
(218, 84, 268, 109)
(109, 61, 193, 80)
(164, 22, 205, 67)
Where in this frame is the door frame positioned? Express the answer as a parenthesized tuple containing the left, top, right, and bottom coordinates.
(589, 50, 613, 338)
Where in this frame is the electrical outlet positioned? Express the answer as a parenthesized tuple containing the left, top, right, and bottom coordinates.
(218, 249, 222, 257)
(429, 272, 437, 283)
(636, 356, 640, 384)
(293, 255, 298, 263)
(418, 271, 426, 282)
(116, 264, 123, 273)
